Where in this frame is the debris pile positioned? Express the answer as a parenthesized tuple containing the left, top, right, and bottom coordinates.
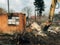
(17, 22, 60, 45)
(0, 22, 60, 45)
(18, 30, 60, 45)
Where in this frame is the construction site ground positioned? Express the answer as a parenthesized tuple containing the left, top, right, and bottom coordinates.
(0, 28, 60, 45)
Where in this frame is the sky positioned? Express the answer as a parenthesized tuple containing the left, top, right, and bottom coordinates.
(0, 0, 60, 15)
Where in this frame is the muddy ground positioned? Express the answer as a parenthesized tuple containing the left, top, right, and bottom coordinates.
(0, 31, 60, 45)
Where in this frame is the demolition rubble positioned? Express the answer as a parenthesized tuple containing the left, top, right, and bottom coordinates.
(0, 22, 60, 45)
(18, 22, 60, 45)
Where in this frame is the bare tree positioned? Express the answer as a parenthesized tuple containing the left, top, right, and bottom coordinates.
(9, 9, 15, 13)
(22, 7, 32, 25)
(22, 7, 32, 18)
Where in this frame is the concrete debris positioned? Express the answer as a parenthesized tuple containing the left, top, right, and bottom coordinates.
(37, 31, 47, 36)
(30, 22, 60, 36)
(30, 22, 41, 31)
(48, 30, 57, 34)
(55, 27, 60, 32)
(30, 22, 47, 36)
(48, 26, 60, 34)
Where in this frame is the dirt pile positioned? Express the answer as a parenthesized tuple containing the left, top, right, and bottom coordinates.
(19, 31, 60, 45)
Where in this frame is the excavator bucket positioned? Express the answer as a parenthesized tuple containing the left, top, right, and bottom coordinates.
(43, 20, 52, 31)
(43, 25, 50, 31)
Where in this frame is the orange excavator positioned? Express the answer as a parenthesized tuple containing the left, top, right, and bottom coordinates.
(43, 0, 60, 31)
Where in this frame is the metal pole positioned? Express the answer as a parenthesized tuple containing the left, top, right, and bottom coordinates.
(7, 0, 9, 13)
(35, 7, 36, 21)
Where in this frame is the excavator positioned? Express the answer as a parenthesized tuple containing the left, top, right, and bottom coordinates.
(31, 0, 60, 31)
(42, 0, 60, 31)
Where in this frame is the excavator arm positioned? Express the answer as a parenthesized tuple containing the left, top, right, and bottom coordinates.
(43, 0, 57, 31)
(49, 0, 57, 21)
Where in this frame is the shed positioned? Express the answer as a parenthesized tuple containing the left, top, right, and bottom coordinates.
(0, 13, 26, 34)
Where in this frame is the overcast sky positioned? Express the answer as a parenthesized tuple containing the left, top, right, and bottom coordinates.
(0, 0, 60, 15)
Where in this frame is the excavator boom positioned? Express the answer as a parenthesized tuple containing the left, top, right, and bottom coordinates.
(49, 0, 57, 21)
(43, 0, 58, 31)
